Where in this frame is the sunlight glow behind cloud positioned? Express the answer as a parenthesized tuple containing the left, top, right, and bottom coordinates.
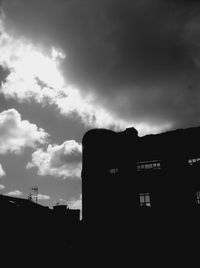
(0, 14, 171, 135)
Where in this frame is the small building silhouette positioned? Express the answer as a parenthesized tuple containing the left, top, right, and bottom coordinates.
(0, 194, 81, 253)
(53, 204, 80, 222)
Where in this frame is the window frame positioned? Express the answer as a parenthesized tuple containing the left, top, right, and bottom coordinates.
(196, 191, 200, 205)
(137, 160, 161, 172)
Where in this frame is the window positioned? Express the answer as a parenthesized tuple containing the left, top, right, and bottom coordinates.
(137, 160, 161, 171)
(196, 191, 200, 205)
(109, 168, 118, 174)
(139, 193, 151, 207)
(188, 158, 200, 166)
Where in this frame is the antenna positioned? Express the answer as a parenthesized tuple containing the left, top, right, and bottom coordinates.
(31, 186, 38, 204)
(27, 192, 33, 202)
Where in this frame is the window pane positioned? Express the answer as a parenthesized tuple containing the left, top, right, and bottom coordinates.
(145, 195, 150, 203)
(140, 195, 145, 203)
(136, 160, 161, 171)
(139, 193, 151, 207)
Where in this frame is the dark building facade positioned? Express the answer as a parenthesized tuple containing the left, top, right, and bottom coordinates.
(82, 126, 200, 256)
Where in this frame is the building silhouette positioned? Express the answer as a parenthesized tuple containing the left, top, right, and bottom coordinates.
(82, 126, 200, 258)
(53, 203, 80, 222)
(0, 194, 81, 256)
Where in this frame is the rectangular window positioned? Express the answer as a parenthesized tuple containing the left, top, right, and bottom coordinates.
(137, 160, 161, 171)
(196, 191, 200, 205)
(139, 193, 151, 207)
(188, 158, 200, 166)
(109, 168, 118, 174)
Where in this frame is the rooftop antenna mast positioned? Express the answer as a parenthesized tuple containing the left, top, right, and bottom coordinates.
(27, 192, 33, 202)
(32, 186, 38, 204)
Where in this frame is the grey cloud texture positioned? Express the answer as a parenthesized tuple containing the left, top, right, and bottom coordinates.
(2, 0, 200, 130)
(0, 163, 5, 177)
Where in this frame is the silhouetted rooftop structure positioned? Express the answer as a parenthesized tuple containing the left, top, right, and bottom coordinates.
(53, 203, 80, 221)
(0, 194, 81, 255)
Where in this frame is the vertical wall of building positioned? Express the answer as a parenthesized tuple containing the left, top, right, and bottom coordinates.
(82, 128, 139, 223)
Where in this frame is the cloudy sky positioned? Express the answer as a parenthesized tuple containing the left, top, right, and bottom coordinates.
(0, 0, 200, 210)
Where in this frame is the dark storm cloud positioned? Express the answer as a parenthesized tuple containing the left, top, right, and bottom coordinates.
(2, 0, 200, 129)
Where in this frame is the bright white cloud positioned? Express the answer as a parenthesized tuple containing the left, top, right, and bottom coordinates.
(6, 190, 23, 196)
(0, 163, 6, 177)
(0, 109, 48, 154)
(68, 195, 82, 210)
(33, 194, 50, 200)
(0, 13, 174, 136)
(27, 140, 82, 179)
(0, 184, 5, 190)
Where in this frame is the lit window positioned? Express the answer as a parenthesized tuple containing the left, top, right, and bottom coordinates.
(139, 193, 151, 207)
(196, 191, 200, 205)
(109, 168, 118, 174)
(137, 160, 161, 171)
(188, 158, 200, 166)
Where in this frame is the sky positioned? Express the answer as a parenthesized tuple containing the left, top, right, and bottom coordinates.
(0, 0, 200, 212)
